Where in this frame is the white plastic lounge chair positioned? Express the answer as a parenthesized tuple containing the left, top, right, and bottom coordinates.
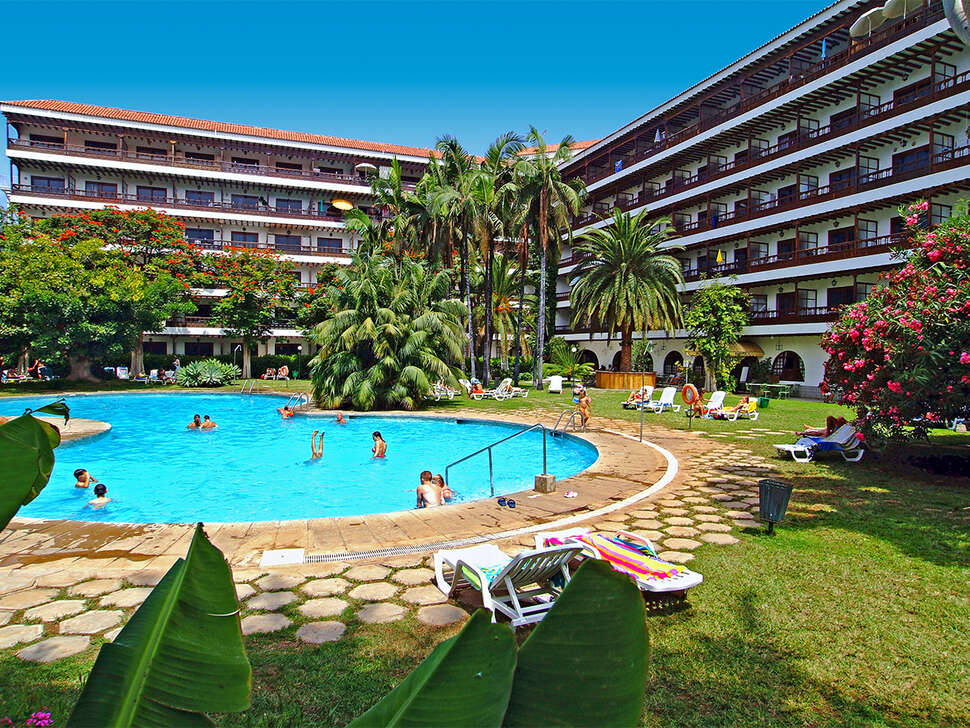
(646, 386, 680, 413)
(147, 369, 160, 384)
(471, 377, 513, 401)
(429, 382, 456, 401)
(726, 399, 760, 421)
(459, 378, 473, 396)
(622, 385, 654, 410)
(547, 375, 564, 393)
(773, 423, 864, 462)
(535, 527, 703, 596)
(116, 366, 130, 380)
(433, 543, 583, 628)
(701, 391, 726, 417)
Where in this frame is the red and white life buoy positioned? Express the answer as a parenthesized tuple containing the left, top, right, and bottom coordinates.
(681, 383, 700, 405)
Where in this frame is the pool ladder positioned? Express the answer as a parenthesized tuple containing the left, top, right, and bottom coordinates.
(444, 423, 548, 498)
(283, 392, 311, 411)
(239, 379, 263, 394)
(553, 408, 584, 434)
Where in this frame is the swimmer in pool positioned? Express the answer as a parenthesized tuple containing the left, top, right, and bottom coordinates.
(310, 430, 324, 459)
(187, 414, 202, 429)
(202, 414, 217, 429)
(74, 468, 98, 489)
(371, 431, 387, 458)
(88, 483, 111, 507)
(432, 473, 453, 502)
(278, 405, 294, 419)
(336, 412, 347, 424)
(416, 470, 443, 508)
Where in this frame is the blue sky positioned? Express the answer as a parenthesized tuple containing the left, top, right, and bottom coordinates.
(1, 0, 823, 192)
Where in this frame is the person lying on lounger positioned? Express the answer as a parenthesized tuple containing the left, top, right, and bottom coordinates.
(797, 415, 847, 437)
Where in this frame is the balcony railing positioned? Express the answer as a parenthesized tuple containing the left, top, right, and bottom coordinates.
(165, 316, 298, 329)
(747, 306, 840, 325)
(188, 238, 352, 257)
(7, 137, 416, 190)
(9, 185, 363, 224)
(577, 3, 946, 186)
(575, 71, 970, 228)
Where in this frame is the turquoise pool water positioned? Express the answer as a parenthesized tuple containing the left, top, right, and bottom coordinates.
(2, 393, 597, 524)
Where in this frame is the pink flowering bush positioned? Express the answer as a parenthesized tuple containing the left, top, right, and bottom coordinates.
(821, 200, 970, 440)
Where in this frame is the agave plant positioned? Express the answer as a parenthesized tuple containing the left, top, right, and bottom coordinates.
(175, 358, 241, 387)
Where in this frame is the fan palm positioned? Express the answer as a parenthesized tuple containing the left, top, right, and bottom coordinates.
(511, 128, 585, 388)
(570, 208, 684, 371)
(309, 251, 466, 410)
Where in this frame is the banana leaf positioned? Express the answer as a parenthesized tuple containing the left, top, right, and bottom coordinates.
(348, 611, 517, 728)
(68, 523, 251, 727)
(503, 559, 649, 727)
(0, 401, 69, 531)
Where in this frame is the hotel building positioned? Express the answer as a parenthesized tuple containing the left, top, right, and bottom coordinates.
(556, 0, 970, 394)
(0, 99, 434, 358)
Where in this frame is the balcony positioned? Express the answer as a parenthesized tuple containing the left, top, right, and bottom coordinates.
(576, 3, 946, 186)
(165, 315, 297, 329)
(10, 185, 360, 224)
(6, 138, 417, 190)
(189, 238, 353, 258)
(747, 306, 840, 326)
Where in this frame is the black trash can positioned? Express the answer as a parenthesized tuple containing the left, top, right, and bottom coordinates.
(758, 478, 793, 534)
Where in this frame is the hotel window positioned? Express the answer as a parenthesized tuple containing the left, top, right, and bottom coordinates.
(84, 139, 117, 154)
(231, 231, 258, 243)
(798, 231, 819, 253)
(136, 146, 167, 159)
(184, 342, 214, 356)
(776, 183, 797, 204)
(231, 194, 259, 209)
(799, 175, 818, 197)
(894, 77, 932, 106)
(933, 132, 955, 159)
(856, 282, 876, 301)
(275, 198, 302, 213)
(934, 61, 957, 84)
(275, 343, 301, 355)
(231, 157, 259, 167)
(316, 165, 342, 175)
(317, 237, 343, 253)
(136, 186, 167, 203)
(31, 176, 65, 193)
(29, 133, 63, 148)
(749, 294, 768, 313)
(777, 130, 797, 150)
(829, 168, 855, 191)
(143, 341, 167, 355)
(931, 203, 952, 226)
(858, 155, 879, 178)
(84, 181, 117, 198)
(859, 93, 880, 116)
(273, 234, 301, 251)
(827, 286, 854, 309)
(857, 219, 877, 242)
(778, 238, 796, 260)
(829, 108, 856, 131)
(275, 161, 302, 172)
(749, 241, 768, 261)
(292, 272, 303, 283)
(184, 151, 215, 163)
(797, 289, 817, 313)
(828, 226, 855, 249)
(892, 146, 930, 174)
(185, 228, 215, 244)
(185, 190, 215, 206)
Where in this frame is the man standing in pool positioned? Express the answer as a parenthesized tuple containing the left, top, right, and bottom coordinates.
(371, 431, 387, 458)
(336, 412, 347, 424)
(88, 483, 111, 507)
(202, 415, 218, 429)
(74, 468, 98, 489)
(187, 414, 202, 429)
(310, 430, 324, 459)
(416, 470, 443, 508)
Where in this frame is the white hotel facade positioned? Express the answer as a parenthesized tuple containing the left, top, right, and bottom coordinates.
(3, 0, 970, 389)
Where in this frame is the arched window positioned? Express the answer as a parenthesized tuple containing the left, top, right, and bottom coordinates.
(611, 351, 622, 371)
(663, 351, 683, 376)
(692, 357, 706, 378)
(732, 356, 759, 382)
(772, 351, 805, 382)
(579, 350, 599, 368)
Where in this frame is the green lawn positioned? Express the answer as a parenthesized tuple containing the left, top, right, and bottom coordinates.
(1, 386, 968, 726)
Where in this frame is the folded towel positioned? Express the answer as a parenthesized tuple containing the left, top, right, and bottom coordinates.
(547, 533, 680, 580)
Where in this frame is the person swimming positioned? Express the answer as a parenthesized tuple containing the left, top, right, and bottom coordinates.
(310, 430, 324, 459)
(278, 405, 294, 419)
(371, 431, 387, 458)
(432, 473, 452, 502)
(201, 414, 217, 429)
(74, 468, 97, 489)
(88, 483, 111, 507)
(336, 412, 347, 424)
(416, 470, 443, 508)
(187, 414, 202, 429)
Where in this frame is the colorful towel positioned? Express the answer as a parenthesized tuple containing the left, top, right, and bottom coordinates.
(561, 533, 681, 580)
(478, 563, 507, 584)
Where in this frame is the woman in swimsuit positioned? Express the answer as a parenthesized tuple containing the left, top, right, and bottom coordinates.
(372, 431, 387, 458)
(432, 473, 452, 502)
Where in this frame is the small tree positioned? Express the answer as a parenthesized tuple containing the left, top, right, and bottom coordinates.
(209, 248, 296, 379)
(684, 281, 749, 391)
(822, 200, 970, 440)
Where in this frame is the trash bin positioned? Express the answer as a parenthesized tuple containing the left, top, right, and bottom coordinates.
(757, 396, 770, 409)
(758, 478, 793, 534)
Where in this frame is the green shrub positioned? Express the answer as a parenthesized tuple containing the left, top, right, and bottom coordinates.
(175, 358, 241, 387)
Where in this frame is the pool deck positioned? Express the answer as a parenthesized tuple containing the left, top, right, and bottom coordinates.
(0, 406, 722, 576)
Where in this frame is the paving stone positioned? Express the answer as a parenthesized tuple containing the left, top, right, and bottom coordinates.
(0, 588, 59, 611)
(0, 623, 43, 649)
(69, 579, 122, 598)
(296, 621, 346, 643)
(692, 505, 720, 514)
(127, 570, 166, 587)
(241, 613, 291, 635)
(733, 519, 760, 529)
(349, 583, 398, 601)
(255, 574, 305, 591)
(17, 635, 89, 662)
(632, 519, 664, 530)
(720, 500, 749, 509)
(100, 587, 153, 609)
(24, 599, 87, 622)
(657, 499, 684, 508)
(401, 585, 447, 605)
(701, 533, 740, 545)
(628, 509, 658, 519)
(726, 510, 755, 519)
(626, 529, 664, 543)
(302, 561, 351, 577)
(381, 555, 425, 568)
(0, 576, 35, 596)
(298, 598, 349, 619)
(664, 526, 700, 538)
(697, 487, 722, 494)
(658, 550, 695, 564)
(344, 565, 391, 582)
(697, 522, 734, 533)
(0, 611, 10, 626)
(235, 583, 256, 600)
(35, 573, 81, 589)
(711, 493, 735, 502)
(60, 610, 124, 635)
(659, 507, 690, 517)
(391, 568, 434, 586)
(302, 578, 350, 597)
(694, 514, 723, 523)
(682, 496, 709, 504)
(247, 591, 296, 611)
(357, 602, 407, 624)
(417, 605, 468, 626)
(232, 569, 265, 582)
(104, 627, 123, 642)
(664, 516, 695, 527)
(663, 538, 701, 551)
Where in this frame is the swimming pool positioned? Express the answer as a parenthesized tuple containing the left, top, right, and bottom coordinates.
(2, 393, 597, 524)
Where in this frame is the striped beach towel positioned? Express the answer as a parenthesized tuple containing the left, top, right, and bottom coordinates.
(566, 533, 681, 580)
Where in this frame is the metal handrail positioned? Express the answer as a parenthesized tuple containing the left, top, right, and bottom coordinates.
(559, 411, 584, 433)
(552, 408, 577, 432)
(284, 392, 310, 410)
(444, 422, 547, 498)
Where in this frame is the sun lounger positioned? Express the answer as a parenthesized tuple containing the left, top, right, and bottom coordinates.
(470, 377, 514, 401)
(725, 399, 759, 421)
(773, 423, 864, 462)
(433, 543, 583, 627)
(622, 385, 654, 410)
(646, 386, 680, 413)
(701, 391, 726, 417)
(535, 528, 703, 596)
(429, 382, 456, 401)
(116, 366, 130, 380)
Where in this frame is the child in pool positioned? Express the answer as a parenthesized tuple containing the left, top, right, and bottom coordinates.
(88, 483, 111, 507)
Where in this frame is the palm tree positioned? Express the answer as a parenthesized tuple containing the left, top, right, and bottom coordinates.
(309, 251, 466, 410)
(489, 252, 534, 369)
(570, 208, 684, 371)
(511, 128, 586, 389)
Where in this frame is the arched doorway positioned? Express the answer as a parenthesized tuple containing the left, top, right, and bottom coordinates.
(579, 350, 599, 368)
(662, 351, 683, 376)
(611, 351, 622, 371)
(691, 356, 706, 385)
(732, 355, 759, 383)
(772, 351, 805, 381)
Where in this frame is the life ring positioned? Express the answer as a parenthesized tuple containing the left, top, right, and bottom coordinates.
(278, 365, 289, 378)
(681, 383, 699, 405)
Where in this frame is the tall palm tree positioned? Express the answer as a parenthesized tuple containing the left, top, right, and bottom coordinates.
(511, 128, 585, 389)
(489, 252, 534, 368)
(570, 208, 684, 371)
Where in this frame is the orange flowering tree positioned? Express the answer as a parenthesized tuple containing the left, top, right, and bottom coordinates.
(821, 201, 970, 440)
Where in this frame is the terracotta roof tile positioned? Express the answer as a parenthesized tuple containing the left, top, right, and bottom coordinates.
(518, 139, 599, 156)
(3, 99, 435, 159)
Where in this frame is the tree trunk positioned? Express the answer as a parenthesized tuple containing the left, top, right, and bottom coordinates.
(482, 236, 493, 386)
(512, 230, 528, 384)
(620, 323, 633, 372)
(130, 333, 145, 376)
(534, 245, 547, 390)
(67, 355, 99, 382)
(461, 225, 476, 381)
(242, 345, 252, 380)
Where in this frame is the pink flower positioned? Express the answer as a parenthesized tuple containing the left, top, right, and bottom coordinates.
(928, 249, 942, 263)
(961, 352, 970, 364)
(888, 381, 903, 393)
